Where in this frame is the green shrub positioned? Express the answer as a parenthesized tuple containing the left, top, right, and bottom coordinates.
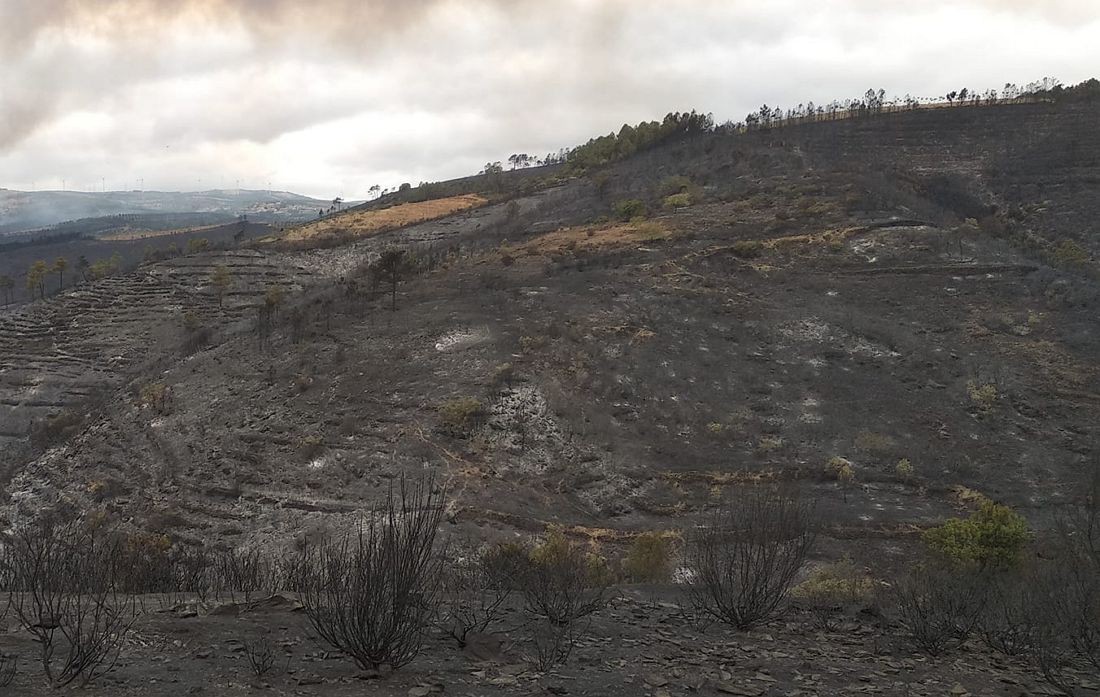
(622, 532, 674, 582)
(824, 456, 856, 484)
(966, 380, 998, 412)
(793, 557, 875, 630)
(613, 199, 646, 221)
(1053, 239, 1089, 267)
(731, 240, 763, 259)
(896, 458, 915, 480)
(662, 192, 693, 209)
(922, 500, 1030, 569)
(439, 397, 486, 436)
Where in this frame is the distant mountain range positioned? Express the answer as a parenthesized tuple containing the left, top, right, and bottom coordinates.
(0, 188, 342, 236)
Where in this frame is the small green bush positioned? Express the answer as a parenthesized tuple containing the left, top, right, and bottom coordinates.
(966, 380, 998, 412)
(1053, 239, 1089, 267)
(662, 192, 693, 209)
(824, 456, 856, 484)
(439, 397, 486, 436)
(731, 240, 763, 259)
(896, 458, 915, 480)
(613, 199, 646, 221)
(622, 532, 674, 582)
(793, 557, 875, 630)
(922, 500, 1030, 569)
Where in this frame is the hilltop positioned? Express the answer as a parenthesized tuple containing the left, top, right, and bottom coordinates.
(0, 85, 1099, 694)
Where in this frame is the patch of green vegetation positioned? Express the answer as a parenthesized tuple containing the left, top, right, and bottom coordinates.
(793, 557, 876, 629)
(439, 397, 487, 436)
(662, 192, 694, 209)
(1053, 239, 1089, 268)
(622, 532, 675, 583)
(613, 199, 647, 221)
(966, 380, 998, 412)
(731, 240, 763, 259)
(923, 500, 1030, 570)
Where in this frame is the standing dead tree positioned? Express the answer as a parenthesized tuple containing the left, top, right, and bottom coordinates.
(295, 477, 445, 671)
(685, 487, 817, 629)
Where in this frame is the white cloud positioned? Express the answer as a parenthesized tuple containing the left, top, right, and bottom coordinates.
(0, 0, 1098, 198)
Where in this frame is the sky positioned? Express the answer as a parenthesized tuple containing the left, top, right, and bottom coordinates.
(1, 0, 1098, 200)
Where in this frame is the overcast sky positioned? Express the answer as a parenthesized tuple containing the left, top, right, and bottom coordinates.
(1, 0, 1098, 199)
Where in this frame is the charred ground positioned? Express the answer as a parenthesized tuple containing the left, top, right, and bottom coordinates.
(0, 95, 1099, 695)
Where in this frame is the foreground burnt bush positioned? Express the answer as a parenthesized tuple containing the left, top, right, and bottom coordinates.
(0, 515, 138, 688)
(685, 487, 817, 629)
(518, 530, 614, 670)
(893, 560, 986, 656)
(295, 478, 445, 671)
(438, 541, 525, 647)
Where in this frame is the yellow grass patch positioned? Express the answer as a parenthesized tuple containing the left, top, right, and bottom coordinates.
(762, 226, 860, 251)
(501, 220, 672, 259)
(280, 194, 488, 243)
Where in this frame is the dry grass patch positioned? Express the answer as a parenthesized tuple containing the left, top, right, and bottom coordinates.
(280, 194, 487, 243)
(500, 220, 673, 259)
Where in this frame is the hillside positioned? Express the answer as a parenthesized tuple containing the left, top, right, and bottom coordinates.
(0, 188, 334, 237)
(1, 96, 1099, 694)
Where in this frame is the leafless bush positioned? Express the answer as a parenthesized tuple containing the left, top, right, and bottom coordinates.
(1, 516, 137, 688)
(525, 618, 577, 671)
(296, 478, 445, 671)
(520, 531, 613, 625)
(438, 542, 520, 646)
(115, 533, 175, 594)
(1052, 471, 1100, 672)
(976, 570, 1039, 656)
(1025, 565, 1081, 695)
(685, 487, 817, 629)
(244, 637, 277, 679)
(173, 545, 213, 603)
(0, 653, 16, 687)
(216, 547, 272, 606)
(893, 562, 986, 656)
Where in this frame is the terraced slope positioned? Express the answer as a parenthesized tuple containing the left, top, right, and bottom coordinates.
(0, 250, 312, 465)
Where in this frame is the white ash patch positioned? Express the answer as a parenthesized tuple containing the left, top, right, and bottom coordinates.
(434, 326, 492, 352)
(576, 472, 638, 517)
(484, 386, 567, 475)
(306, 455, 330, 470)
(780, 318, 899, 359)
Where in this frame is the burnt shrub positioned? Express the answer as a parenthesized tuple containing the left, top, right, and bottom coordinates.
(685, 487, 817, 629)
(521, 529, 613, 625)
(438, 542, 520, 646)
(893, 561, 986, 656)
(516, 530, 614, 670)
(1, 515, 138, 688)
(296, 478, 445, 671)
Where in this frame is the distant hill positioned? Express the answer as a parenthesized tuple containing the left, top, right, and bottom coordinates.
(0, 188, 339, 237)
